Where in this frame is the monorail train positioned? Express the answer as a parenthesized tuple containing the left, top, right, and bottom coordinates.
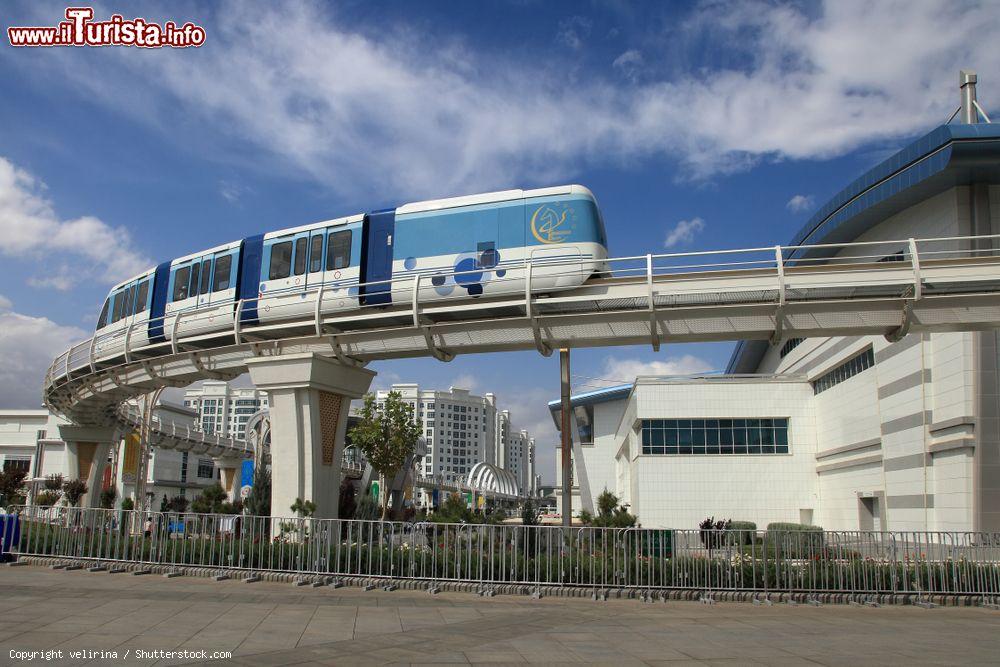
(92, 184, 608, 360)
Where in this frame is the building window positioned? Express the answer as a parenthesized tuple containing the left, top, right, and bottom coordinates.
(197, 459, 215, 479)
(812, 348, 875, 395)
(640, 418, 789, 455)
(779, 338, 803, 359)
(3, 457, 31, 473)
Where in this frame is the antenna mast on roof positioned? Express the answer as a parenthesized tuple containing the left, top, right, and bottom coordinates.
(950, 70, 992, 124)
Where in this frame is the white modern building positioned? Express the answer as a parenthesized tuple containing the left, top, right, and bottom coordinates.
(553, 72, 1000, 533)
(506, 428, 536, 495)
(0, 403, 222, 509)
(0, 410, 70, 486)
(373, 383, 537, 500)
(375, 384, 498, 483)
(183, 380, 269, 437)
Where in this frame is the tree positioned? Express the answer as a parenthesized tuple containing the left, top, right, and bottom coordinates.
(191, 484, 228, 514)
(338, 479, 356, 520)
(291, 498, 316, 517)
(120, 497, 135, 511)
(159, 494, 169, 512)
(521, 498, 539, 527)
(579, 489, 637, 528)
(348, 392, 421, 520)
(699, 516, 732, 551)
(0, 468, 28, 507)
(35, 491, 61, 507)
(44, 474, 64, 492)
(99, 487, 117, 510)
(244, 465, 271, 517)
(167, 496, 189, 513)
(62, 479, 88, 507)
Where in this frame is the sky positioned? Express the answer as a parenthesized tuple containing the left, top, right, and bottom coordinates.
(1, 0, 998, 482)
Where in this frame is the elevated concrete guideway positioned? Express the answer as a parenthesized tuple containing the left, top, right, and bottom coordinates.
(42, 233, 1000, 517)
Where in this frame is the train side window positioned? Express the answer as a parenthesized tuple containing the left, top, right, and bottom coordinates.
(136, 280, 149, 313)
(190, 261, 201, 298)
(98, 298, 110, 328)
(213, 254, 233, 292)
(173, 266, 191, 301)
(123, 283, 137, 317)
(326, 230, 352, 270)
(269, 241, 292, 280)
(309, 235, 324, 273)
(112, 290, 125, 323)
(199, 259, 212, 296)
(293, 237, 307, 276)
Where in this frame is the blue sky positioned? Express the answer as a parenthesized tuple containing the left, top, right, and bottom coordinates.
(2, 1, 997, 480)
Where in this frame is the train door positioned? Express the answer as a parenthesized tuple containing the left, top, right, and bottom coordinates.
(166, 260, 197, 339)
(206, 250, 237, 326)
(306, 230, 326, 289)
(305, 230, 326, 317)
(325, 226, 357, 312)
(260, 231, 310, 321)
(529, 245, 583, 290)
(195, 255, 213, 311)
(362, 210, 394, 306)
(95, 284, 129, 359)
(127, 275, 152, 351)
(195, 250, 236, 331)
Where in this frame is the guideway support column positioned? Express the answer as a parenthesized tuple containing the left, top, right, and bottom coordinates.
(214, 454, 246, 502)
(246, 353, 376, 520)
(58, 425, 117, 509)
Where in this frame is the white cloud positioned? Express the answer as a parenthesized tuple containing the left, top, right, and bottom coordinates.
(786, 194, 815, 213)
(0, 294, 12, 311)
(612, 49, 644, 82)
(27, 265, 76, 292)
(600, 354, 715, 382)
(449, 373, 479, 393)
(664, 217, 705, 248)
(13, 2, 1000, 195)
(219, 179, 250, 204)
(496, 385, 559, 482)
(557, 16, 592, 49)
(0, 157, 151, 288)
(0, 309, 87, 408)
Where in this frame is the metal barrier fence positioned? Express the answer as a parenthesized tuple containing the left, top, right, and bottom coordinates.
(10, 506, 1000, 599)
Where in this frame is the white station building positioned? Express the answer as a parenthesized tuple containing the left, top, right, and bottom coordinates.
(553, 72, 1000, 533)
(0, 403, 223, 509)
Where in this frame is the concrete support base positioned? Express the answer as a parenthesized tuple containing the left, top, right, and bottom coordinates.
(214, 455, 245, 502)
(246, 353, 375, 520)
(58, 425, 116, 508)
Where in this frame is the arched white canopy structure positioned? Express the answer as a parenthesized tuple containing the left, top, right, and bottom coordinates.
(466, 462, 520, 497)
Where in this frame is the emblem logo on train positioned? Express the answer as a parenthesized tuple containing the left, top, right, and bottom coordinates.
(530, 204, 574, 244)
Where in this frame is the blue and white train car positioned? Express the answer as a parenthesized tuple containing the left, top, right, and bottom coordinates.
(92, 184, 608, 362)
(257, 214, 364, 323)
(386, 184, 607, 304)
(92, 267, 157, 360)
(162, 239, 243, 339)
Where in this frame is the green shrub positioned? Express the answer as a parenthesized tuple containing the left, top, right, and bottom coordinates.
(727, 520, 757, 545)
(35, 491, 61, 507)
(766, 522, 824, 556)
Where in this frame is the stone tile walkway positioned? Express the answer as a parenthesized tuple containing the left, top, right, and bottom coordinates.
(1, 566, 998, 665)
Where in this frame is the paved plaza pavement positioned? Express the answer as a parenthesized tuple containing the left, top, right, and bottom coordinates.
(1, 566, 999, 666)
